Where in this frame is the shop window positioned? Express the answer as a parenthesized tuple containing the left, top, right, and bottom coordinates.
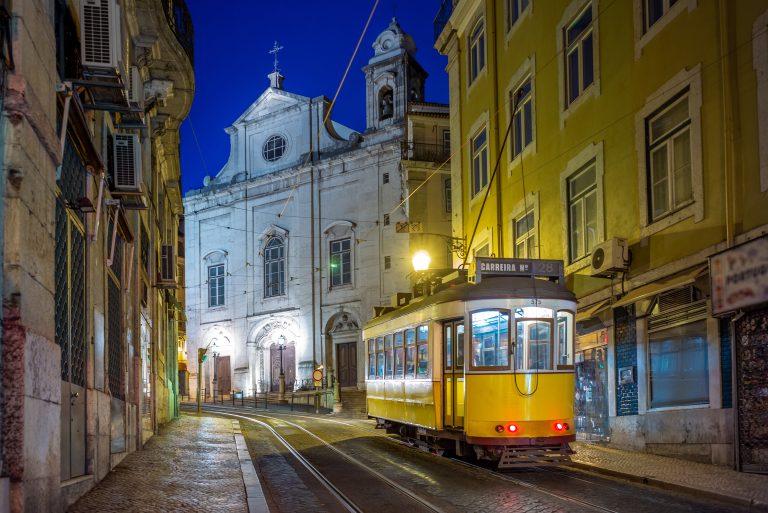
(649, 320, 708, 409)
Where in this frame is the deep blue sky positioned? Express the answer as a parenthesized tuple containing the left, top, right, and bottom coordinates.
(180, 0, 449, 193)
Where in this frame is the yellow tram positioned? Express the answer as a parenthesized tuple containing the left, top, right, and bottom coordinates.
(364, 258, 576, 467)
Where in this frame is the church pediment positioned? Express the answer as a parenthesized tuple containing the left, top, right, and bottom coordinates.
(232, 88, 309, 126)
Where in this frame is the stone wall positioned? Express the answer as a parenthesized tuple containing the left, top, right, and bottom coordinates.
(735, 307, 768, 471)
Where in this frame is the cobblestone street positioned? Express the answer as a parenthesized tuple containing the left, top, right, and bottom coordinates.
(68, 415, 247, 513)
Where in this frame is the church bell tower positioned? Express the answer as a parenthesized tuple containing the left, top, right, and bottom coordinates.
(364, 18, 428, 131)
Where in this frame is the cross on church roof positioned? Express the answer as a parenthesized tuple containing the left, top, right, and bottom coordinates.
(269, 41, 283, 75)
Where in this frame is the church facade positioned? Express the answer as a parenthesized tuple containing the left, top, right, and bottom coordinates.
(183, 20, 451, 402)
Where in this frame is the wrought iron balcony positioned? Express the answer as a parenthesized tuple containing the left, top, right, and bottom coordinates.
(163, 0, 194, 65)
(401, 142, 451, 164)
(434, 0, 455, 42)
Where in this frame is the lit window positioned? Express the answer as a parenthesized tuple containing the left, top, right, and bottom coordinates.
(514, 308, 554, 371)
(564, 4, 594, 105)
(262, 135, 287, 162)
(264, 236, 285, 298)
(367, 339, 375, 379)
(512, 77, 533, 158)
(646, 92, 692, 222)
(330, 238, 351, 287)
(471, 128, 488, 196)
(514, 209, 536, 258)
(469, 19, 486, 83)
(376, 337, 385, 379)
(208, 264, 225, 307)
(385, 335, 394, 379)
(394, 332, 404, 378)
(417, 325, 429, 378)
(649, 320, 708, 408)
(644, 0, 678, 31)
(405, 328, 416, 378)
(471, 310, 510, 369)
(567, 162, 597, 262)
(509, 0, 530, 30)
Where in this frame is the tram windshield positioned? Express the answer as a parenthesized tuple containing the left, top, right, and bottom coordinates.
(470, 310, 510, 369)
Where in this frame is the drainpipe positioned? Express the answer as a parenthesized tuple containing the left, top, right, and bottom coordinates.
(488, 0, 503, 257)
(718, 0, 736, 248)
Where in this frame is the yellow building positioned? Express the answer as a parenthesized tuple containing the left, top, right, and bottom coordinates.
(436, 0, 768, 470)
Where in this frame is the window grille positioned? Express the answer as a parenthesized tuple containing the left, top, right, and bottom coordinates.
(108, 277, 124, 400)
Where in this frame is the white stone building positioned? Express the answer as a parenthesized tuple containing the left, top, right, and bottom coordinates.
(183, 20, 451, 405)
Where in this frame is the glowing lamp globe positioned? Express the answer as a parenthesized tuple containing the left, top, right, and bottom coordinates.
(412, 251, 431, 272)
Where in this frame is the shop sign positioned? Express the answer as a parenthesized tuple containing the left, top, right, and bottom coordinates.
(710, 235, 768, 316)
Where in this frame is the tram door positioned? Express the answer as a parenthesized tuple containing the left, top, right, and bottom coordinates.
(443, 320, 465, 428)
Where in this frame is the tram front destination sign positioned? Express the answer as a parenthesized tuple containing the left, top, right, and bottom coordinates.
(475, 258, 565, 283)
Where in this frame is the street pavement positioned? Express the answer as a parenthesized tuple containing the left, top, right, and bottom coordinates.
(67, 414, 248, 513)
(67, 410, 768, 512)
(571, 441, 768, 511)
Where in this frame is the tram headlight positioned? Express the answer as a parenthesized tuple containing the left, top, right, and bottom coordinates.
(507, 424, 518, 433)
(555, 422, 565, 431)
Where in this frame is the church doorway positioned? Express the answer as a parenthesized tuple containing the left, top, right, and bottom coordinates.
(215, 355, 231, 396)
(270, 343, 295, 392)
(336, 342, 357, 388)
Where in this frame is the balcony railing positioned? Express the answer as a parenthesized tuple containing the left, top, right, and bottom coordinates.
(163, 0, 194, 65)
(434, 0, 454, 43)
(402, 142, 451, 164)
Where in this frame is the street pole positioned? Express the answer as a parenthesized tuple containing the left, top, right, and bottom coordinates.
(197, 347, 209, 413)
(278, 343, 286, 402)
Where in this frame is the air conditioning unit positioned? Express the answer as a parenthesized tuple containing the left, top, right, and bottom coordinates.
(157, 245, 177, 288)
(126, 66, 144, 108)
(80, 0, 121, 70)
(113, 133, 141, 190)
(590, 238, 629, 277)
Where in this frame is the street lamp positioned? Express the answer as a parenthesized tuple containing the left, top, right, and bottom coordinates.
(277, 335, 287, 402)
(412, 250, 433, 296)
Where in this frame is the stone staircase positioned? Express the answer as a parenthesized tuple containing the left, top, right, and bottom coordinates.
(336, 388, 368, 418)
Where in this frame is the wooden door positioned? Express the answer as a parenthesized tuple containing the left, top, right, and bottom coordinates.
(216, 356, 231, 395)
(337, 342, 358, 387)
(442, 320, 465, 428)
(270, 344, 296, 392)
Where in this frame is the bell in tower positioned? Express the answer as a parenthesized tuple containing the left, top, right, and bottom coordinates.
(363, 18, 428, 131)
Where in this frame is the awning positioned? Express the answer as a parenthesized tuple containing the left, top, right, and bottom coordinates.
(576, 299, 610, 322)
(612, 264, 708, 309)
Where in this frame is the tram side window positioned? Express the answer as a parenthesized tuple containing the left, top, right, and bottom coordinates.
(394, 331, 404, 378)
(376, 337, 385, 379)
(385, 334, 394, 379)
(456, 323, 465, 368)
(445, 324, 452, 369)
(367, 339, 375, 379)
(515, 319, 553, 370)
(471, 310, 510, 369)
(405, 328, 416, 378)
(417, 325, 429, 378)
(557, 311, 575, 367)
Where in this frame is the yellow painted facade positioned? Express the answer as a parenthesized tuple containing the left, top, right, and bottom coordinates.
(437, 0, 768, 466)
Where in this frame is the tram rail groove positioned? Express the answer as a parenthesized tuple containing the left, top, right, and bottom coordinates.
(191, 404, 615, 513)
(210, 409, 446, 513)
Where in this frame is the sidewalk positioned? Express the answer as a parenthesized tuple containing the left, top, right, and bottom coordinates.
(68, 414, 264, 513)
(571, 441, 768, 511)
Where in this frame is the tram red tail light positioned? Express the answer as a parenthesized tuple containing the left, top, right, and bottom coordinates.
(555, 422, 564, 431)
(507, 424, 518, 433)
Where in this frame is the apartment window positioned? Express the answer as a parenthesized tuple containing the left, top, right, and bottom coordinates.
(512, 77, 533, 158)
(208, 264, 225, 307)
(646, 91, 692, 222)
(471, 128, 488, 196)
(383, 172, 389, 184)
(509, 0, 530, 29)
(383, 213, 390, 226)
(514, 209, 536, 258)
(469, 19, 486, 83)
(442, 130, 451, 154)
(330, 238, 351, 287)
(444, 177, 452, 213)
(384, 255, 391, 270)
(475, 244, 490, 258)
(264, 236, 286, 298)
(565, 4, 594, 105)
(567, 162, 597, 262)
(649, 320, 708, 409)
(644, 0, 678, 31)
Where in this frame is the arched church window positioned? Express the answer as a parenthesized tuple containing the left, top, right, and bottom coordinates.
(263, 135, 287, 162)
(264, 236, 286, 297)
(379, 87, 394, 120)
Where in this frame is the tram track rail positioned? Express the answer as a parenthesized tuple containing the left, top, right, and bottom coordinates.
(194, 405, 447, 513)
(187, 404, 620, 513)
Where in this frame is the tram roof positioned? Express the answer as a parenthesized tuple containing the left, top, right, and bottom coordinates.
(367, 276, 576, 328)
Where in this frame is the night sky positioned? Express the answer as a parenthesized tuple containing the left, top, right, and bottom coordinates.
(180, 0, 449, 194)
